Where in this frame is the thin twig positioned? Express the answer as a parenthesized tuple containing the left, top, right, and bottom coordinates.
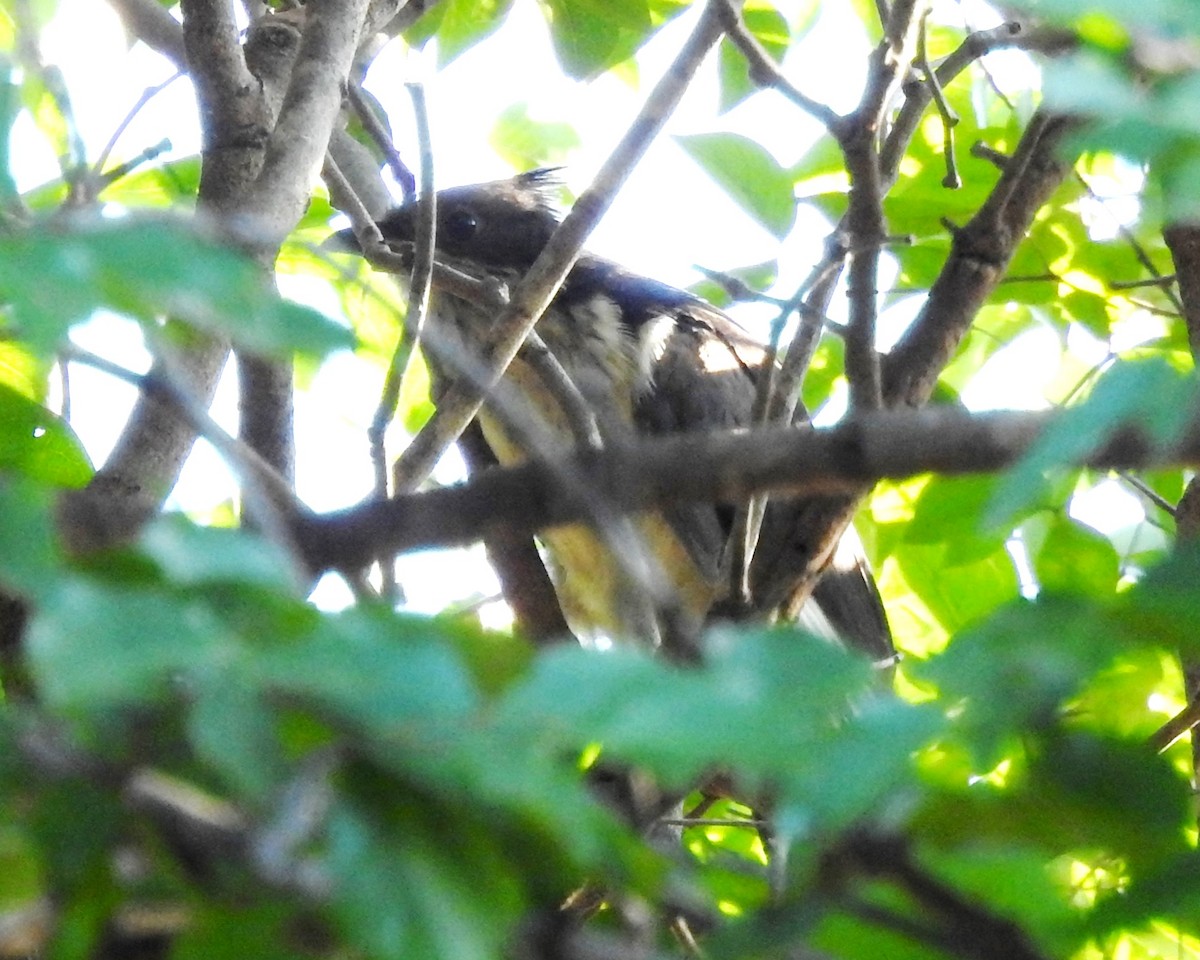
(1076, 169, 1185, 317)
(1149, 698, 1200, 752)
(1109, 274, 1178, 291)
(880, 21, 1025, 185)
(368, 87, 435, 498)
(92, 72, 185, 183)
(97, 138, 173, 190)
(914, 11, 961, 189)
(366, 86, 435, 601)
(1117, 471, 1177, 518)
(521, 333, 603, 448)
(348, 80, 417, 201)
(660, 817, 766, 828)
(713, 0, 840, 130)
(729, 253, 845, 605)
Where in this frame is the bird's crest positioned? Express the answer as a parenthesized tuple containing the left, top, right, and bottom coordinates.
(508, 167, 567, 218)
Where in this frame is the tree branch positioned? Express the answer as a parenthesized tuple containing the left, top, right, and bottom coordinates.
(299, 406, 1200, 574)
(883, 111, 1079, 407)
(243, 0, 372, 250)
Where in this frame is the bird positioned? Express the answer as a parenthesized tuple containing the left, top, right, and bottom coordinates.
(334, 168, 892, 661)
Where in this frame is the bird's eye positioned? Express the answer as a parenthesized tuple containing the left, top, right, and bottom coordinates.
(443, 207, 478, 244)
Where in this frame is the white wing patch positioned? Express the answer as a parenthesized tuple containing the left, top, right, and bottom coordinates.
(634, 314, 677, 394)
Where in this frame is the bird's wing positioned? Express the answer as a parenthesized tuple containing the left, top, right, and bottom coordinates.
(585, 269, 893, 659)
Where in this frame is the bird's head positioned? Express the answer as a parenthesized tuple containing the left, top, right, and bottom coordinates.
(330, 168, 564, 272)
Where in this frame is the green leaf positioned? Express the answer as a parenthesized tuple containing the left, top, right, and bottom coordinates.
(328, 789, 524, 960)
(172, 902, 301, 960)
(0, 339, 51, 401)
(791, 135, 845, 190)
(540, 0, 687, 79)
(1009, 0, 1194, 36)
(0, 217, 354, 359)
(139, 515, 300, 594)
(0, 478, 65, 599)
(919, 597, 1122, 764)
(1031, 514, 1119, 597)
(1115, 541, 1200, 656)
(0, 821, 44, 908)
(0, 383, 91, 487)
(497, 628, 935, 830)
(405, 0, 515, 65)
(1087, 851, 1200, 939)
(1027, 731, 1192, 873)
(254, 608, 478, 732)
(892, 539, 1020, 635)
(986, 356, 1199, 528)
(489, 102, 581, 172)
(26, 578, 228, 711)
(676, 133, 796, 238)
(906, 474, 1017, 565)
(97, 154, 201, 209)
(188, 680, 284, 800)
(0, 56, 21, 204)
(800, 334, 844, 411)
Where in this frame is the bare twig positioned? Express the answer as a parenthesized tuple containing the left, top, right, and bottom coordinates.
(915, 11, 961, 189)
(1078, 169, 1184, 316)
(1117, 471, 1177, 519)
(97, 138, 174, 190)
(880, 21, 1025, 184)
(348, 81, 417, 200)
(713, 0, 840, 129)
(1149, 697, 1200, 752)
(370, 84, 435, 502)
(92, 72, 185, 183)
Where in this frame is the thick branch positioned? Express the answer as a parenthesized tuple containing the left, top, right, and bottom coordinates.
(300, 407, 1200, 573)
(243, 0, 371, 250)
(883, 112, 1078, 407)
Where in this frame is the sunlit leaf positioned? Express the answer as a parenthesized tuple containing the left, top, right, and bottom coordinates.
(489, 102, 581, 172)
(987, 357, 1198, 528)
(677, 132, 796, 238)
(415, 0, 515, 65)
(0, 383, 91, 487)
(1031, 514, 1119, 597)
(540, 0, 687, 79)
